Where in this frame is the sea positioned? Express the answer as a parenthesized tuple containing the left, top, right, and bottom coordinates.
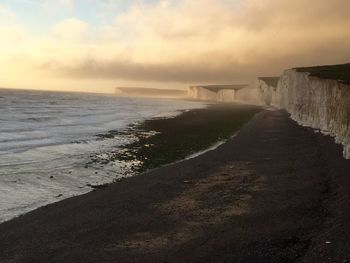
(0, 88, 206, 223)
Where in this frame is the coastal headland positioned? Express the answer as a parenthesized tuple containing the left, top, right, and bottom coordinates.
(1, 106, 350, 262)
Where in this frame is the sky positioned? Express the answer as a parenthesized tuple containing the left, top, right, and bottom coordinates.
(0, 0, 350, 93)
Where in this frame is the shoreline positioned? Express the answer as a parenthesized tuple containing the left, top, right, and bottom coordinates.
(0, 92, 210, 224)
(1, 108, 350, 262)
(96, 103, 261, 175)
(0, 103, 260, 224)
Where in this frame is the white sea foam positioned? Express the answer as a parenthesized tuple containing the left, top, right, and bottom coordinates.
(0, 89, 206, 222)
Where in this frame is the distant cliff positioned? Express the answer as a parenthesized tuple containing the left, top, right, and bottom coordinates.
(188, 81, 278, 106)
(188, 85, 247, 101)
(234, 78, 279, 106)
(116, 87, 187, 98)
(187, 63, 350, 159)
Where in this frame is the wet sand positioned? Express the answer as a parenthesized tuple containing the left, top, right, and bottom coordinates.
(1, 109, 350, 262)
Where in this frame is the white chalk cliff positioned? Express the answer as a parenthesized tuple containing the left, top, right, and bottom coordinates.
(188, 85, 247, 102)
(234, 78, 279, 106)
(187, 63, 350, 159)
(188, 86, 218, 101)
(217, 89, 236, 102)
(277, 68, 350, 159)
(234, 82, 263, 105)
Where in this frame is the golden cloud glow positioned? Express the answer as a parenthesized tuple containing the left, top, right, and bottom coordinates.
(0, 0, 350, 92)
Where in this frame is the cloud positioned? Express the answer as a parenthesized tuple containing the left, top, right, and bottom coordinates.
(0, 5, 15, 17)
(42, 0, 75, 10)
(52, 18, 89, 41)
(58, 58, 252, 83)
(2, 0, 350, 91)
(10, 0, 75, 9)
(0, 26, 24, 45)
(52, 0, 350, 84)
(0, 4, 17, 25)
(0, 5, 24, 45)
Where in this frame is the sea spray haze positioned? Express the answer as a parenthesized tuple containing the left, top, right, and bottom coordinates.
(0, 89, 206, 222)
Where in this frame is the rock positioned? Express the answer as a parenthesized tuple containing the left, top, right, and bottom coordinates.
(55, 194, 63, 198)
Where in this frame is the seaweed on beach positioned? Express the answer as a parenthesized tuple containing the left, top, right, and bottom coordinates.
(92, 104, 261, 175)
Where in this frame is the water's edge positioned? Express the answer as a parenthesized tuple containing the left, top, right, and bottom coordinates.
(1, 102, 261, 223)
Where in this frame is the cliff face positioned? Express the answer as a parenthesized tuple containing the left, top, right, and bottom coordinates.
(235, 78, 279, 106)
(227, 69, 350, 159)
(217, 89, 236, 102)
(188, 85, 246, 102)
(235, 83, 263, 105)
(277, 69, 350, 159)
(188, 86, 217, 101)
(257, 78, 280, 107)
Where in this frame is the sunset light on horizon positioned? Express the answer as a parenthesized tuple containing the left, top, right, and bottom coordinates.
(1, 0, 350, 93)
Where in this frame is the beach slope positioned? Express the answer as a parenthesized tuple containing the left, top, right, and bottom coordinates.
(1, 109, 350, 262)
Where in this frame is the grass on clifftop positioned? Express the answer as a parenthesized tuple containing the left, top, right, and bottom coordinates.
(295, 63, 350, 84)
